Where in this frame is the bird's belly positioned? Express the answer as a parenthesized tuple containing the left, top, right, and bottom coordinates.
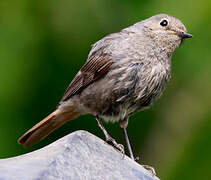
(128, 73, 168, 115)
(99, 80, 166, 122)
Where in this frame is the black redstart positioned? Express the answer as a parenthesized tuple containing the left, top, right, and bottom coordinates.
(18, 14, 192, 161)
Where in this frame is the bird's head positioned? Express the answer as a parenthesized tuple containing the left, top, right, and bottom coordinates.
(141, 14, 192, 51)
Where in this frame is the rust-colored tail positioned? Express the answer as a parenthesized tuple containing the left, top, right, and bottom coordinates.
(18, 108, 80, 148)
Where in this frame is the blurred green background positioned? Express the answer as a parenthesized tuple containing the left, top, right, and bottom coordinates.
(0, 0, 211, 179)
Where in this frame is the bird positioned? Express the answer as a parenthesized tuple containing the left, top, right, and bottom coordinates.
(18, 14, 192, 160)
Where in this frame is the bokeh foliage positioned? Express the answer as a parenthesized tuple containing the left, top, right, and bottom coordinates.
(0, 0, 210, 179)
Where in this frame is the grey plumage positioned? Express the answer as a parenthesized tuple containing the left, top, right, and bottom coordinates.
(19, 14, 192, 162)
(60, 14, 188, 122)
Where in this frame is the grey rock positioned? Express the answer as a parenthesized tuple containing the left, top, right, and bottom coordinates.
(0, 130, 160, 180)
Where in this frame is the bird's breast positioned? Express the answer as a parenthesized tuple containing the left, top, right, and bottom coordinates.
(133, 60, 171, 109)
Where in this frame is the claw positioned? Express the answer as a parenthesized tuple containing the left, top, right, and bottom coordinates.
(106, 136, 125, 156)
(142, 164, 156, 176)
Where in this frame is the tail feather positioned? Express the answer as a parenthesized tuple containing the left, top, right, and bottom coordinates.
(18, 108, 79, 148)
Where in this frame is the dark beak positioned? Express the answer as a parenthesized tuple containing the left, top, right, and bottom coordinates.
(177, 32, 193, 39)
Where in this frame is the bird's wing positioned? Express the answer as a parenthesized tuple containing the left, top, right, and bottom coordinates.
(60, 53, 112, 102)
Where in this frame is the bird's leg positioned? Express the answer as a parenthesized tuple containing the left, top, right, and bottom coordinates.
(120, 118, 156, 175)
(95, 115, 124, 154)
(120, 117, 135, 160)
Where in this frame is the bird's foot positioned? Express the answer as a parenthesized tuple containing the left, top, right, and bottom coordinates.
(142, 164, 156, 176)
(94, 115, 125, 157)
(106, 136, 125, 155)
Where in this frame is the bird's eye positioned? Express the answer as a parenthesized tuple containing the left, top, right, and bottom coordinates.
(160, 19, 168, 27)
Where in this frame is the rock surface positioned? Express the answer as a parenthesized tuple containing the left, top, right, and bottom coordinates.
(0, 130, 160, 180)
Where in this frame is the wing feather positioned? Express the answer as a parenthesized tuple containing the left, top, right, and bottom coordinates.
(60, 54, 112, 102)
